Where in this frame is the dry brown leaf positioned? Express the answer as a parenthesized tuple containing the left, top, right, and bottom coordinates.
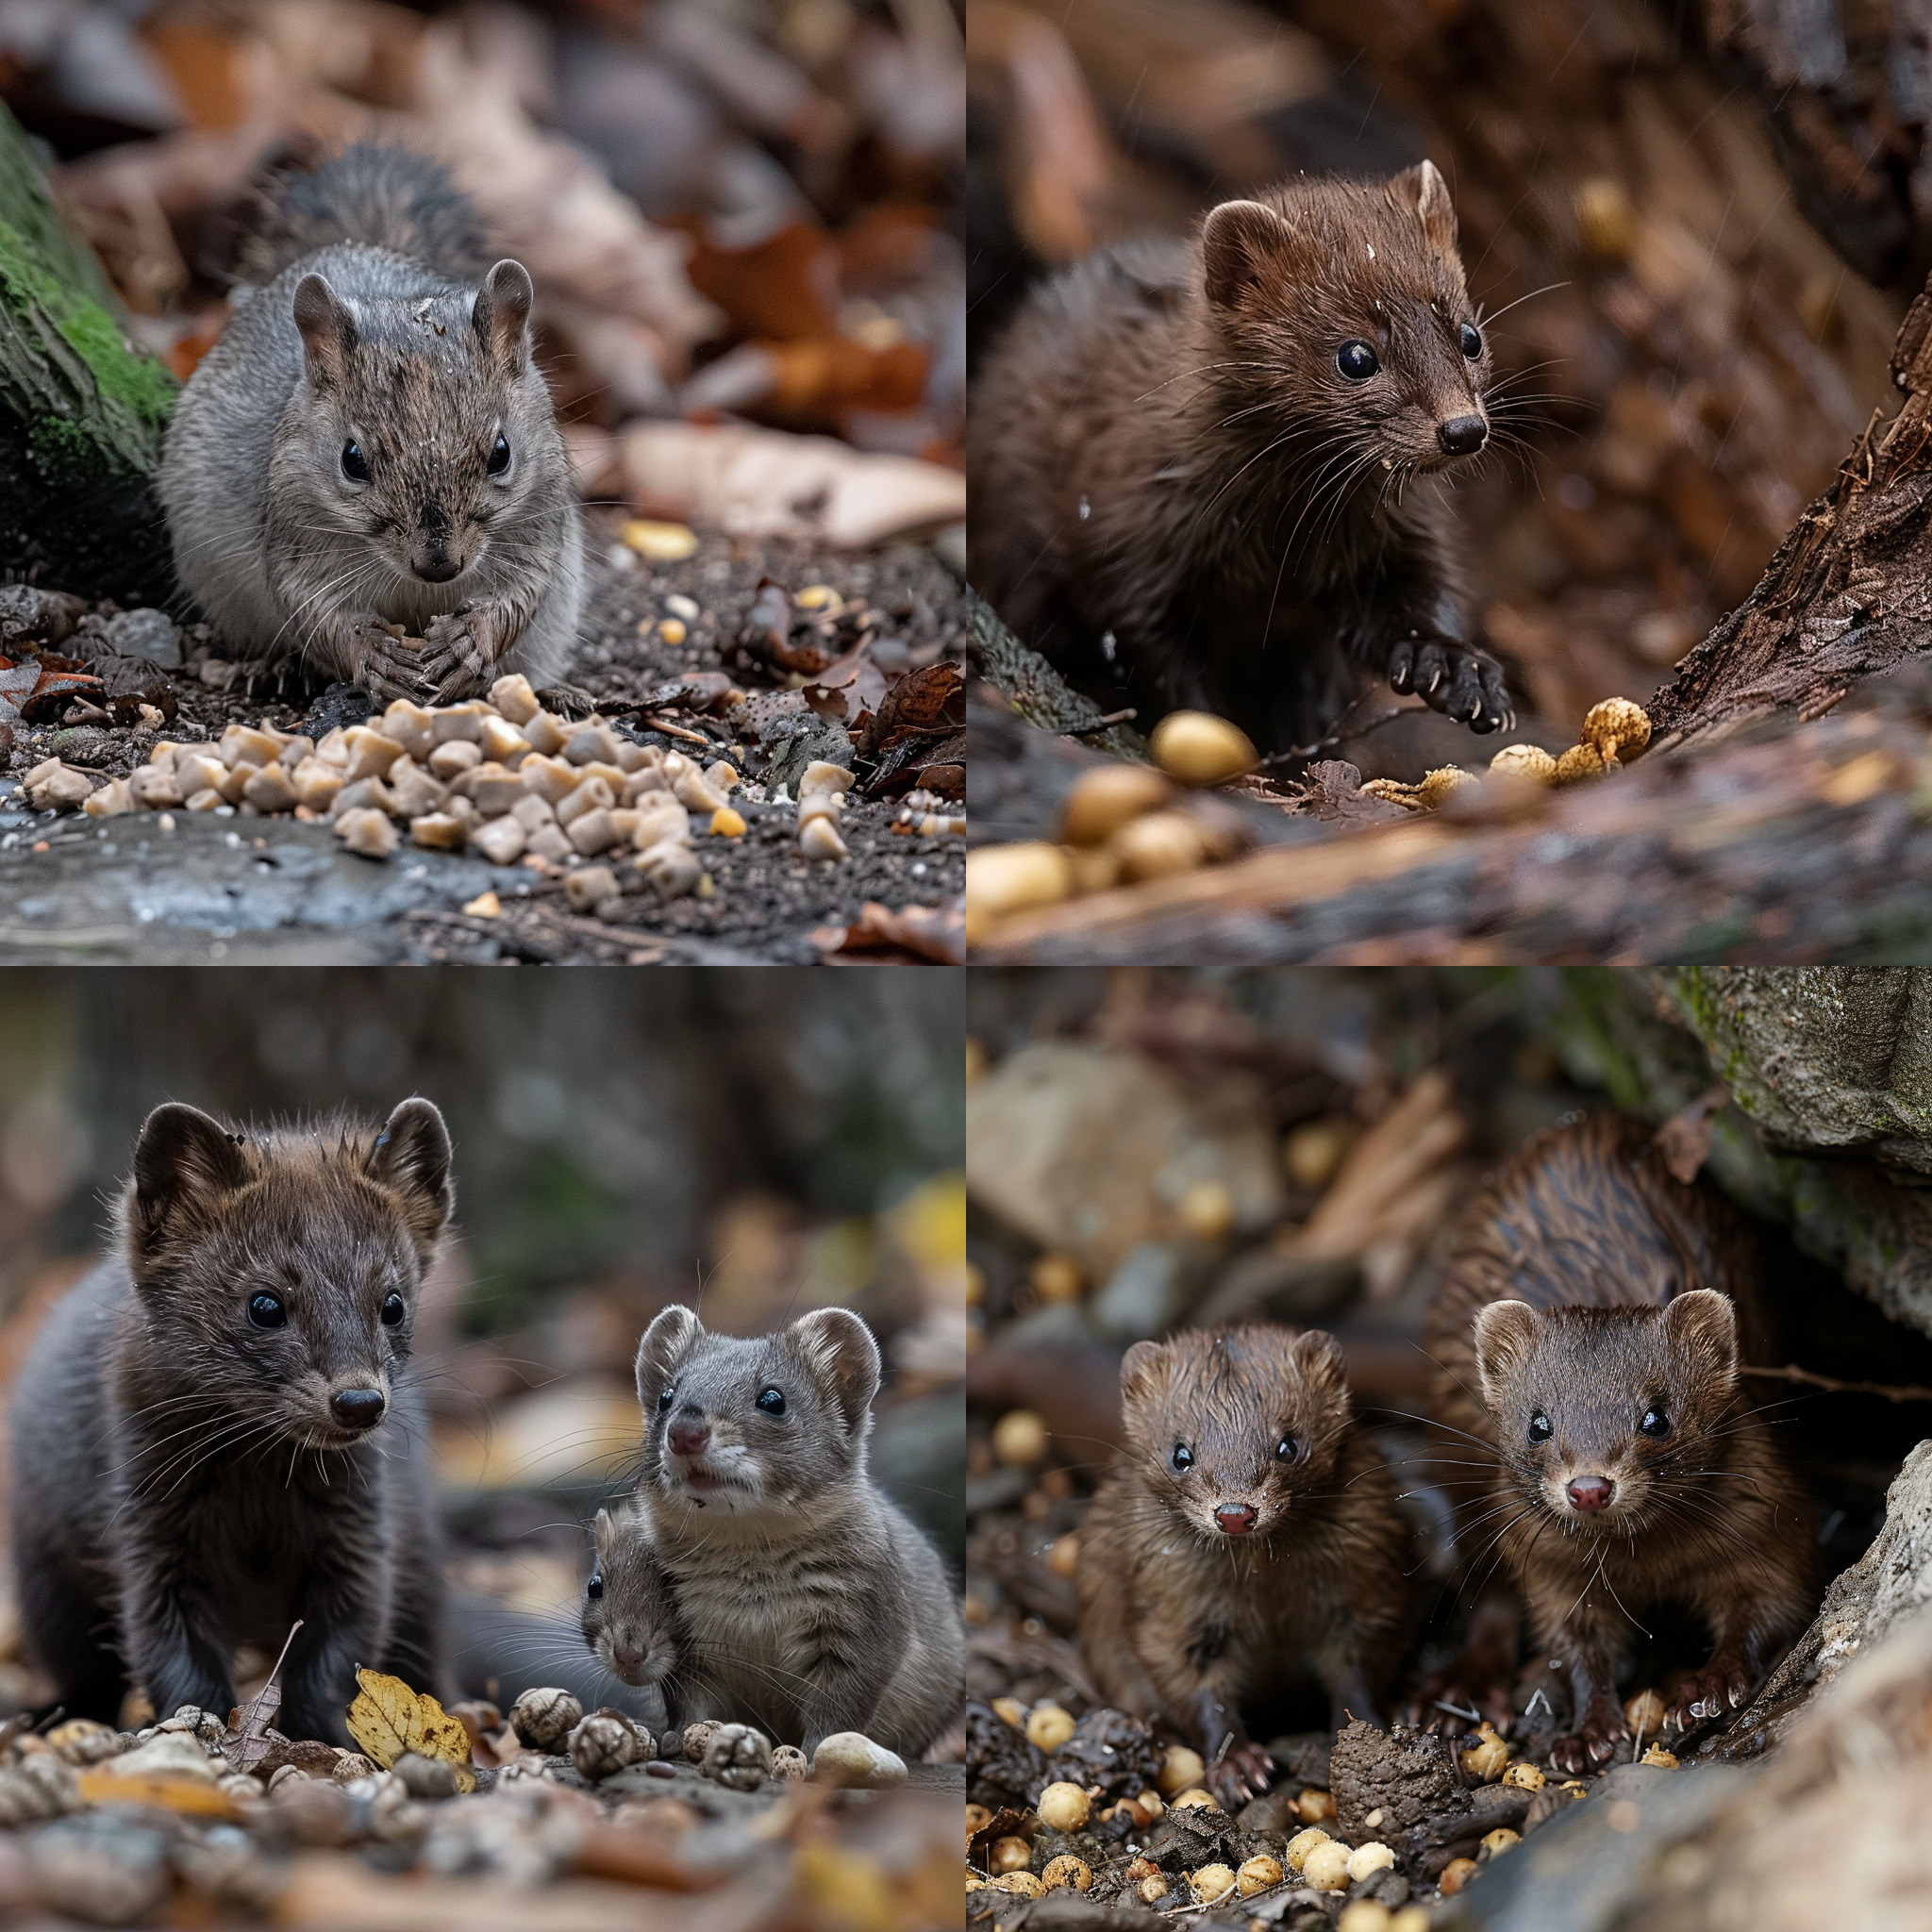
(346, 1669, 476, 1793)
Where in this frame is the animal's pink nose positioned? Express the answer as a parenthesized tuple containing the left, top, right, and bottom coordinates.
(1215, 1505, 1256, 1535)
(1566, 1475, 1614, 1512)
(614, 1642, 643, 1673)
(668, 1420, 709, 1457)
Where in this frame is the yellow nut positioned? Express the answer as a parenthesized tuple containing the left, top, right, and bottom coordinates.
(1158, 1746, 1205, 1795)
(1285, 1827, 1330, 1874)
(620, 519, 698, 559)
(1138, 1874, 1168, 1903)
(1029, 1253, 1084, 1303)
(1416, 764, 1478, 808)
(992, 1410, 1049, 1469)
(1348, 1842, 1396, 1883)
(1110, 808, 1208, 881)
(1285, 1118, 1354, 1191)
(1390, 1911, 1433, 1932)
(1124, 1858, 1158, 1884)
(1625, 1690, 1669, 1738)
(659, 619, 688, 644)
(1440, 1856, 1481, 1894)
(1459, 1722, 1509, 1783)
(1063, 843, 1120, 895)
(1302, 1840, 1352, 1890)
(1555, 741, 1606, 784)
(1489, 742, 1558, 785)
(1574, 175, 1636, 263)
(965, 1876, 983, 1892)
(1338, 1905, 1392, 1932)
(994, 1871, 1044, 1897)
(1058, 762, 1174, 845)
(1041, 1855, 1091, 1891)
(1580, 695, 1651, 763)
(965, 842, 1073, 939)
(1150, 709, 1257, 787)
(1237, 1854, 1283, 1895)
(1502, 1761, 1545, 1791)
(1481, 1827, 1522, 1857)
(1036, 1781, 1089, 1831)
(1024, 1705, 1074, 1753)
(989, 1836, 1030, 1874)
(1296, 1787, 1337, 1824)
(991, 1698, 1025, 1731)
(1190, 1864, 1236, 1905)
(1170, 1788, 1219, 1811)
(1178, 1179, 1236, 1243)
(1641, 1743, 1679, 1768)
(708, 807, 745, 838)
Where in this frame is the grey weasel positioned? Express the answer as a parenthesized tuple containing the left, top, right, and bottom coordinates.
(11, 1100, 453, 1744)
(158, 143, 583, 704)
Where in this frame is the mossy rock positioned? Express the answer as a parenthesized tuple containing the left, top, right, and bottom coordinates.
(0, 104, 176, 604)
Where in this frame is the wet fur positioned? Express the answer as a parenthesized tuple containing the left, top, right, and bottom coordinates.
(621, 1305, 964, 1757)
(159, 143, 582, 700)
(1424, 1115, 1815, 1772)
(10, 1101, 453, 1744)
(1074, 1324, 1413, 1803)
(969, 163, 1512, 754)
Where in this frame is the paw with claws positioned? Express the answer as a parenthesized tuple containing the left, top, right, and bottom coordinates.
(1669, 1657, 1753, 1729)
(1411, 1657, 1516, 1739)
(414, 607, 499, 703)
(1387, 637, 1514, 733)
(1549, 1692, 1625, 1776)
(353, 622, 429, 706)
(1205, 1738, 1274, 1807)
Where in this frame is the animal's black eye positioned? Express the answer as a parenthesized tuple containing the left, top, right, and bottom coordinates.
(1459, 322, 1483, 358)
(756, 1387, 786, 1416)
(487, 432, 510, 476)
(1337, 340, 1379, 380)
(1527, 1410, 1553, 1442)
(658, 1386, 675, 1411)
(1172, 1443, 1193, 1471)
(341, 441, 369, 482)
(380, 1292, 406, 1327)
(1276, 1434, 1298, 1462)
(1640, 1407, 1671, 1438)
(587, 1571, 603, 1601)
(248, 1292, 286, 1329)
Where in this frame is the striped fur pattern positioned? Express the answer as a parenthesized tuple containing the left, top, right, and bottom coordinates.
(10, 1101, 452, 1744)
(612, 1305, 964, 1757)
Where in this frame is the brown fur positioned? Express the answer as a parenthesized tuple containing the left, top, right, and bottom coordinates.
(1074, 1324, 1413, 1804)
(1423, 1115, 1814, 1774)
(969, 162, 1512, 753)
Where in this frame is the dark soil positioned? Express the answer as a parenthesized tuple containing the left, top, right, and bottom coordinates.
(0, 514, 966, 964)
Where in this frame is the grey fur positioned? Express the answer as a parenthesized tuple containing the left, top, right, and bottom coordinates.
(612, 1305, 963, 1757)
(158, 144, 582, 701)
(10, 1101, 453, 1745)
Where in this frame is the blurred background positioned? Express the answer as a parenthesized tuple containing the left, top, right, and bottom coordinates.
(4, 0, 964, 541)
(967, 0, 1916, 736)
(964, 968, 1932, 1728)
(0, 968, 966, 1725)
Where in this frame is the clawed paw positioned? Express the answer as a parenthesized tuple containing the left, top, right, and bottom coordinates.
(1670, 1661, 1751, 1728)
(1386, 638, 1515, 734)
(1206, 1740, 1274, 1807)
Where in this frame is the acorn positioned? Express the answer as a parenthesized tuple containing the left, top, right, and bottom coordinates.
(1150, 710, 1257, 787)
(509, 1687, 582, 1752)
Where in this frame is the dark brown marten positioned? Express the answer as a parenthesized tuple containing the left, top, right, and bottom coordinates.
(1074, 1324, 1413, 1805)
(1423, 1115, 1814, 1776)
(10, 1101, 452, 1744)
(969, 162, 1512, 755)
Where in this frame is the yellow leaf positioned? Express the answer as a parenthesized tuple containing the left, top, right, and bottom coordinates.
(346, 1669, 477, 1793)
(76, 1768, 242, 1817)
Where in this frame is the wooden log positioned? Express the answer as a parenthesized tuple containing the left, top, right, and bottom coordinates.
(0, 103, 176, 604)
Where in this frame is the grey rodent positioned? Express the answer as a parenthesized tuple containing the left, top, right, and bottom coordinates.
(969, 162, 1512, 754)
(581, 1497, 683, 1719)
(601, 1304, 964, 1757)
(158, 143, 584, 704)
(11, 1099, 453, 1744)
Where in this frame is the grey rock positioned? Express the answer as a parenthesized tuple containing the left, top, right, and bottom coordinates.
(103, 607, 182, 669)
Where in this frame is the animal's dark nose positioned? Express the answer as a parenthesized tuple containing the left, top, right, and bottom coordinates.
(412, 553, 461, 583)
(1437, 414, 1488, 456)
(1566, 1475, 1614, 1512)
(1214, 1504, 1257, 1535)
(668, 1419, 710, 1458)
(331, 1388, 386, 1429)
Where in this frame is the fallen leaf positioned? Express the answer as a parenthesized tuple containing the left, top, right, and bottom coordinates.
(75, 1768, 242, 1817)
(221, 1618, 300, 1774)
(1654, 1086, 1731, 1185)
(813, 898, 965, 965)
(346, 1669, 477, 1793)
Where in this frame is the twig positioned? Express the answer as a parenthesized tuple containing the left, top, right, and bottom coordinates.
(1067, 708, 1137, 732)
(1257, 701, 1420, 768)
(1739, 1363, 1932, 1404)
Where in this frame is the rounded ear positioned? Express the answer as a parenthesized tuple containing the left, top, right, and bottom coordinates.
(292, 272, 356, 389)
(791, 1307, 881, 1435)
(1393, 158, 1457, 252)
(473, 258, 533, 372)
(1663, 1288, 1739, 1378)
(592, 1506, 614, 1557)
(1201, 199, 1294, 313)
(1289, 1328, 1348, 1399)
(366, 1098, 453, 1252)
(128, 1103, 251, 1261)
(636, 1304, 703, 1411)
(1472, 1300, 1541, 1412)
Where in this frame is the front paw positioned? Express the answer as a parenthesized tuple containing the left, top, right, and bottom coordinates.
(1387, 638, 1514, 733)
(1409, 1659, 1515, 1738)
(416, 608, 497, 704)
(1206, 1738, 1274, 1807)
(1670, 1657, 1752, 1728)
(356, 623, 432, 705)
(1551, 1694, 1625, 1774)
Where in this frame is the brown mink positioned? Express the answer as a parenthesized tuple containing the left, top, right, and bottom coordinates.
(1074, 1324, 1413, 1806)
(969, 161, 1513, 755)
(1423, 1114, 1814, 1776)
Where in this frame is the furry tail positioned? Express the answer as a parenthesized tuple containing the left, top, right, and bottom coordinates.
(239, 143, 491, 286)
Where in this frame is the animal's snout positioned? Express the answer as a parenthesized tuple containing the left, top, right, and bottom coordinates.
(1214, 1504, 1257, 1535)
(1436, 414, 1488, 456)
(330, 1388, 387, 1430)
(1565, 1475, 1614, 1513)
(668, 1419, 710, 1458)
